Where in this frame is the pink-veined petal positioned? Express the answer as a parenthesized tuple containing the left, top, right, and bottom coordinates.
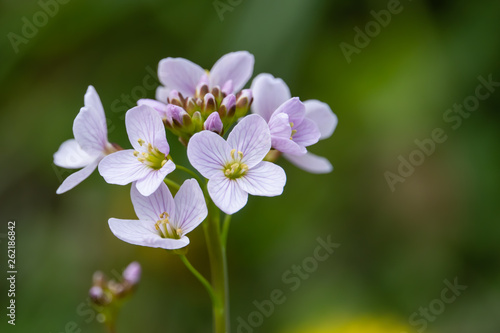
(56, 157, 101, 194)
(135, 160, 175, 196)
(173, 179, 207, 234)
(108, 218, 190, 249)
(54, 139, 96, 169)
(292, 117, 321, 147)
(131, 182, 175, 222)
(237, 161, 286, 196)
(207, 174, 248, 215)
(125, 105, 169, 154)
(98, 150, 151, 185)
(73, 106, 109, 155)
(209, 51, 254, 94)
(272, 97, 306, 127)
(158, 57, 205, 97)
(304, 100, 338, 140)
(251, 73, 291, 122)
(227, 114, 271, 168)
(187, 131, 231, 178)
(284, 151, 333, 174)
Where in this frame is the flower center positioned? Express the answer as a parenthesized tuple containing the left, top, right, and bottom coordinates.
(134, 139, 168, 170)
(224, 149, 248, 179)
(154, 212, 182, 239)
(290, 122, 297, 140)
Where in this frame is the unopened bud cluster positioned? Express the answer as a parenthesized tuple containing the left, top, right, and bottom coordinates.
(89, 262, 141, 307)
(164, 86, 252, 144)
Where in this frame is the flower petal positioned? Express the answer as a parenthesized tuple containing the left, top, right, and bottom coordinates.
(207, 174, 248, 215)
(156, 86, 170, 103)
(98, 150, 151, 185)
(227, 114, 271, 168)
(173, 179, 207, 234)
(251, 73, 291, 122)
(272, 97, 306, 126)
(137, 99, 169, 120)
(54, 139, 96, 169)
(131, 181, 175, 222)
(292, 117, 321, 147)
(73, 106, 109, 155)
(135, 160, 176, 196)
(209, 51, 254, 94)
(304, 100, 338, 140)
(84, 85, 106, 120)
(237, 161, 286, 196)
(56, 157, 101, 194)
(158, 57, 205, 97)
(108, 218, 190, 249)
(187, 131, 231, 179)
(284, 151, 333, 174)
(271, 136, 306, 156)
(125, 105, 169, 154)
(268, 112, 292, 140)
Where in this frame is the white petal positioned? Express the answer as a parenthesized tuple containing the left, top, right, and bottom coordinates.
(209, 51, 254, 93)
(137, 99, 169, 120)
(304, 100, 338, 140)
(284, 151, 333, 174)
(54, 139, 96, 169)
(108, 218, 190, 249)
(125, 105, 169, 154)
(207, 174, 248, 215)
(173, 179, 207, 234)
(187, 131, 231, 179)
(84, 85, 106, 119)
(158, 57, 205, 97)
(98, 150, 151, 185)
(272, 97, 306, 126)
(131, 182, 175, 222)
(237, 162, 286, 196)
(156, 86, 170, 103)
(292, 118, 321, 148)
(135, 160, 176, 197)
(73, 106, 109, 155)
(251, 73, 291, 122)
(56, 157, 101, 194)
(227, 114, 271, 168)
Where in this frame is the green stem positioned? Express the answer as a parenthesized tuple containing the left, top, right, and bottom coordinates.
(163, 178, 180, 193)
(179, 255, 216, 305)
(221, 214, 232, 250)
(203, 191, 230, 333)
(176, 164, 202, 182)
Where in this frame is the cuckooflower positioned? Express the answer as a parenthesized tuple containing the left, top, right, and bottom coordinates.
(98, 105, 175, 196)
(187, 114, 286, 214)
(157, 51, 254, 98)
(54, 86, 117, 194)
(108, 180, 207, 249)
(251, 73, 338, 173)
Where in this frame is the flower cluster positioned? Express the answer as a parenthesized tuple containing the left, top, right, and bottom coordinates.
(54, 51, 338, 250)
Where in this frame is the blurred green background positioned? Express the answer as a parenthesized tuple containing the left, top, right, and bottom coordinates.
(1, 0, 500, 332)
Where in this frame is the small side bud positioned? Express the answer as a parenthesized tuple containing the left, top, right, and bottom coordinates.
(235, 89, 253, 118)
(211, 86, 223, 103)
(167, 104, 189, 127)
(122, 262, 141, 286)
(185, 97, 198, 113)
(204, 112, 223, 134)
(196, 82, 209, 99)
(192, 111, 203, 132)
(89, 286, 106, 304)
(219, 94, 236, 118)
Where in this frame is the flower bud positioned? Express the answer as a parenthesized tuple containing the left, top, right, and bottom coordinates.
(185, 97, 198, 113)
(122, 262, 141, 286)
(218, 94, 236, 118)
(196, 82, 209, 99)
(191, 111, 203, 132)
(167, 90, 183, 107)
(92, 271, 106, 287)
(202, 93, 217, 115)
(204, 112, 223, 134)
(89, 286, 105, 304)
(167, 104, 189, 128)
(235, 89, 253, 118)
(211, 86, 223, 104)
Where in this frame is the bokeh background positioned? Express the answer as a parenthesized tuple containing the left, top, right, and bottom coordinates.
(1, 0, 500, 332)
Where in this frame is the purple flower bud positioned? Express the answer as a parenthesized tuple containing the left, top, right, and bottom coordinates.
(236, 89, 252, 109)
(167, 104, 189, 127)
(167, 90, 183, 107)
(204, 112, 223, 134)
(122, 262, 142, 285)
(219, 94, 236, 118)
(203, 93, 217, 113)
(89, 286, 104, 302)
